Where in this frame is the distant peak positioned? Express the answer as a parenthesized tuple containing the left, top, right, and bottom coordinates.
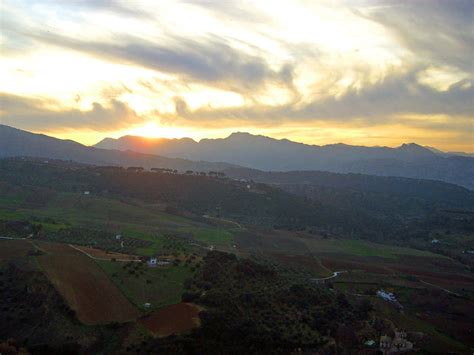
(226, 132, 263, 141)
(228, 132, 254, 138)
(399, 143, 423, 148)
(398, 143, 430, 151)
(397, 143, 436, 156)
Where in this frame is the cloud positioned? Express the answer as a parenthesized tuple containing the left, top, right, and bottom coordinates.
(1, 0, 472, 150)
(361, 0, 474, 72)
(158, 67, 473, 127)
(14, 28, 294, 95)
(0, 93, 144, 131)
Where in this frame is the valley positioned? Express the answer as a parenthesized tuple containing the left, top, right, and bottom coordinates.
(0, 157, 472, 353)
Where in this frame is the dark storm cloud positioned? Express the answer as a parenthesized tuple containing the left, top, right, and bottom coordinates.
(0, 93, 143, 131)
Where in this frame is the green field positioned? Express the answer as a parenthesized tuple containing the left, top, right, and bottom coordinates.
(303, 238, 444, 258)
(0, 188, 238, 256)
(97, 260, 195, 310)
(312, 239, 440, 259)
(186, 227, 234, 246)
(0, 189, 198, 230)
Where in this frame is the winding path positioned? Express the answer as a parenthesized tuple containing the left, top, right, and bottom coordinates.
(202, 215, 244, 229)
(0, 235, 34, 240)
(310, 270, 347, 282)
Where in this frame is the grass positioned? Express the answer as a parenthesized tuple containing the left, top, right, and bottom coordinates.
(0, 190, 210, 255)
(304, 238, 444, 259)
(181, 227, 234, 246)
(194, 228, 233, 246)
(0, 208, 27, 220)
(97, 260, 194, 310)
(121, 228, 167, 256)
(0, 191, 196, 232)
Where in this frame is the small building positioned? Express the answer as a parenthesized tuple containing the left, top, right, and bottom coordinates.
(379, 330, 413, 354)
(377, 290, 397, 302)
(144, 303, 151, 309)
(115, 234, 122, 240)
(84, 191, 90, 195)
(147, 258, 158, 267)
(431, 239, 440, 244)
(364, 339, 376, 347)
(147, 257, 170, 267)
(392, 330, 413, 351)
(379, 335, 391, 349)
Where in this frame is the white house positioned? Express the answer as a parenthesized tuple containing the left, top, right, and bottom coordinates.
(377, 290, 397, 302)
(147, 258, 158, 267)
(147, 257, 170, 267)
(364, 339, 376, 347)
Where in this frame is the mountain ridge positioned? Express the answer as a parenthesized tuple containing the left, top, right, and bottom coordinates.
(0, 124, 237, 172)
(96, 133, 445, 154)
(95, 132, 474, 189)
(1, 124, 472, 189)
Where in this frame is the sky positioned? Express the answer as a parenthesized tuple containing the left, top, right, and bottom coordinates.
(0, 0, 473, 151)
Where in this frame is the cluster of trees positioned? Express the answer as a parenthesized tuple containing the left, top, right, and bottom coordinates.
(134, 251, 375, 353)
(105, 165, 228, 177)
(151, 167, 178, 174)
(0, 263, 81, 352)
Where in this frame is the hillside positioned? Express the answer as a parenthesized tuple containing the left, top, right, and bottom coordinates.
(1, 158, 472, 241)
(0, 124, 235, 172)
(1, 158, 473, 354)
(95, 132, 474, 189)
(224, 168, 474, 208)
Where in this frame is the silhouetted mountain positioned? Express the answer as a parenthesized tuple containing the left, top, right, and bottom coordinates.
(426, 145, 474, 158)
(0, 124, 235, 172)
(96, 132, 474, 189)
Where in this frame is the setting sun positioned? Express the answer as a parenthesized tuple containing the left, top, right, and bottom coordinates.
(120, 122, 190, 140)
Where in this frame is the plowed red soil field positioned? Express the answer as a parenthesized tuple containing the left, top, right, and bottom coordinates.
(36, 242, 141, 325)
(140, 303, 201, 337)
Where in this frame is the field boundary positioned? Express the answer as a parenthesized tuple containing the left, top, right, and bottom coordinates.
(68, 244, 141, 262)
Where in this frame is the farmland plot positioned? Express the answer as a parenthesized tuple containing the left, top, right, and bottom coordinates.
(36, 242, 141, 325)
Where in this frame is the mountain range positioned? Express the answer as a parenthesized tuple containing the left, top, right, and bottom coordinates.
(96, 132, 474, 189)
(0, 124, 235, 172)
(0, 124, 472, 189)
